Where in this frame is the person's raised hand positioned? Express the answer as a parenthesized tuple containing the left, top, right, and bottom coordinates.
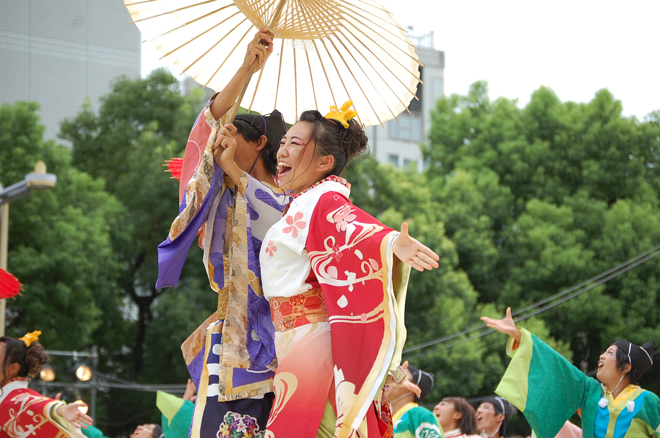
(481, 307, 522, 343)
(392, 222, 440, 272)
(183, 378, 197, 402)
(57, 402, 93, 429)
(399, 360, 422, 398)
(243, 29, 274, 72)
(212, 123, 238, 165)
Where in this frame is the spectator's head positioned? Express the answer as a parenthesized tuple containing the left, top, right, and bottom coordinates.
(406, 365, 434, 404)
(434, 397, 478, 435)
(477, 396, 512, 438)
(233, 111, 287, 176)
(130, 423, 162, 438)
(0, 332, 48, 387)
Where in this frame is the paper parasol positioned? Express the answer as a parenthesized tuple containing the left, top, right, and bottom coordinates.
(124, 0, 421, 126)
(0, 268, 22, 299)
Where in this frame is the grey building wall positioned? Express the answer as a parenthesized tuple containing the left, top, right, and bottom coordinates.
(366, 33, 445, 172)
(1, 0, 141, 141)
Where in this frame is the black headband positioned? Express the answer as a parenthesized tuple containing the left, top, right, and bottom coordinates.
(407, 365, 434, 403)
(612, 339, 654, 378)
(235, 110, 287, 149)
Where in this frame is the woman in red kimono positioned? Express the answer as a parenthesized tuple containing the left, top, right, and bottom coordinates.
(214, 102, 440, 438)
(1, 331, 93, 438)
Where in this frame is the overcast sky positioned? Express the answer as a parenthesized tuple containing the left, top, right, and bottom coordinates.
(141, 0, 660, 120)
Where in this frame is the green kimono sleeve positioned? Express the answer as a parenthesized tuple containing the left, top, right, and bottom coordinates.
(640, 392, 660, 438)
(157, 391, 194, 438)
(495, 328, 602, 438)
(81, 425, 109, 438)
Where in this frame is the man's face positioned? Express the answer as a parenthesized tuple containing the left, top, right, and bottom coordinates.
(130, 424, 157, 438)
(233, 133, 261, 173)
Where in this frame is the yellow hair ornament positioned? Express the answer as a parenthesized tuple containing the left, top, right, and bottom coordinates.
(324, 101, 358, 128)
(19, 330, 41, 347)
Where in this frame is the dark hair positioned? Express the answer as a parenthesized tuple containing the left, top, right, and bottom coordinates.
(442, 397, 478, 435)
(615, 345, 641, 385)
(152, 424, 163, 438)
(233, 119, 278, 176)
(406, 364, 434, 404)
(297, 110, 368, 176)
(0, 337, 49, 385)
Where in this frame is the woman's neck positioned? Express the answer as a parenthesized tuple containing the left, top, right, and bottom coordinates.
(605, 374, 631, 399)
(481, 428, 500, 438)
(391, 395, 416, 417)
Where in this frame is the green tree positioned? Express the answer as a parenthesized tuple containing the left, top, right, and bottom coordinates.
(60, 69, 209, 377)
(1, 101, 122, 350)
(422, 81, 660, 403)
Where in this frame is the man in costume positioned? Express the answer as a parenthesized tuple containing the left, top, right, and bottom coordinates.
(482, 307, 660, 438)
(157, 30, 288, 438)
(387, 364, 443, 438)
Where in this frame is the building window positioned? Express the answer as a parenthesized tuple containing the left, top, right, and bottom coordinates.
(388, 154, 399, 167)
(432, 77, 444, 101)
(389, 112, 422, 142)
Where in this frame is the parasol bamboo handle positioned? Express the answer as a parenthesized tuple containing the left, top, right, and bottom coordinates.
(225, 0, 286, 123)
(225, 59, 260, 123)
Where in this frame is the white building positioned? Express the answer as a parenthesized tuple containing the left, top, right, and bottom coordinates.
(0, 0, 141, 141)
(365, 32, 445, 172)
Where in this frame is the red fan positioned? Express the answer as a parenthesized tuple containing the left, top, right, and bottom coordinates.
(164, 158, 184, 181)
(0, 268, 22, 299)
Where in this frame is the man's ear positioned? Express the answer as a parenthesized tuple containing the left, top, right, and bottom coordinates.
(256, 135, 268, 151)
(316, 154, 334, 173)
(624, 363, 632, 374)
(453, 411, 463, 421)
(495, 413, 505, 422)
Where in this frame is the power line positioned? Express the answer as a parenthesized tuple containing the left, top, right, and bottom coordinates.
(403, 244, 660, 358)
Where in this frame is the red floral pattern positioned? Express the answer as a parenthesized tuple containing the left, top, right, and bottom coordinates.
(282, 211, 306, 239)
(332, 204, 357, 233)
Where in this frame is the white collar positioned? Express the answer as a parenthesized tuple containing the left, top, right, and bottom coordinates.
(0, 380, 28, 404)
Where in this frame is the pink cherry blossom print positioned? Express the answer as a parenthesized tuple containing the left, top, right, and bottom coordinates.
(282, 211, 306, 238)
(333, 204, 357, 233)
(331, 244, 343, 262)
(266, 240, 277, 257)
(327, 266, 338, 279)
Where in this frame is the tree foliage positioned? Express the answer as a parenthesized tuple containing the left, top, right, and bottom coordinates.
(5, 72, 660, 437)
(347, 82, 660, 433)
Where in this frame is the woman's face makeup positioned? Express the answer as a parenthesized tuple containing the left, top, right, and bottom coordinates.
(597, 345, 623, 385)
(276, 121, 323, 194)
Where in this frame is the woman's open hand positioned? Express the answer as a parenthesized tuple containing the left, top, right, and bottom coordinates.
(57, 402, 93, 429)
(481, 307, 522, 343)
(392, 222, 440, 272)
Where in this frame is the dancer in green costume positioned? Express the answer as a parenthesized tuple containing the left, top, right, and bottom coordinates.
(482, 308, 659, 438)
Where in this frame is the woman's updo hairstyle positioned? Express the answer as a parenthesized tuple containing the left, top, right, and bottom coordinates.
(0, 336, 49, 383)
(298, 110, 368, 176)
